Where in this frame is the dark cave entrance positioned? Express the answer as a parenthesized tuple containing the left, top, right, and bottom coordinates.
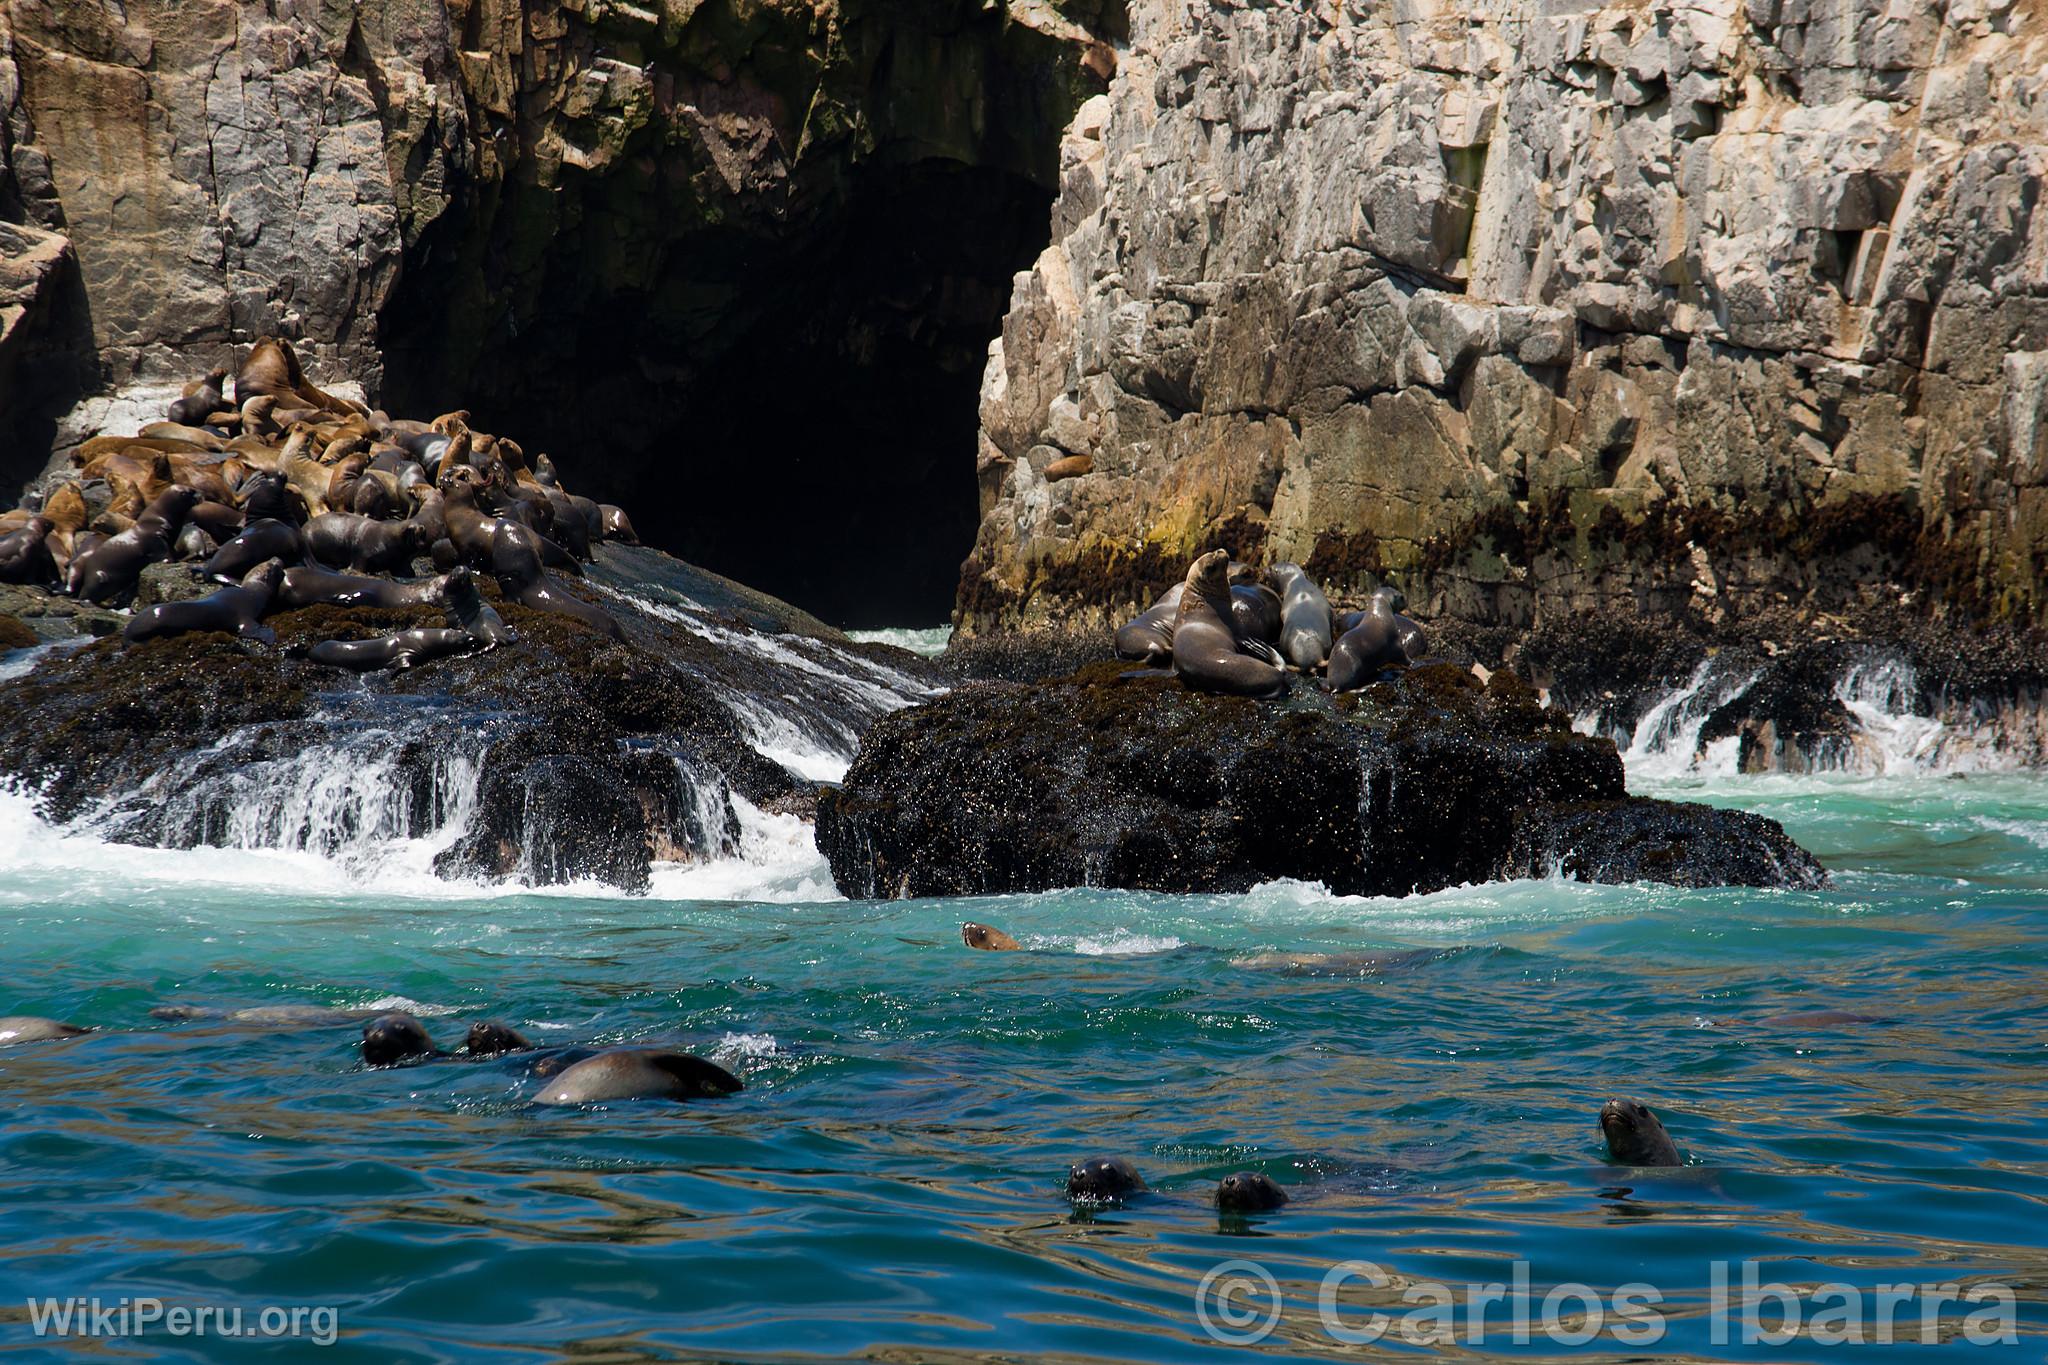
(381, 159, 1053, 628)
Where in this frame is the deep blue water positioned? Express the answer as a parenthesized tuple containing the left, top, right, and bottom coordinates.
(1, 771, 2044, 1361)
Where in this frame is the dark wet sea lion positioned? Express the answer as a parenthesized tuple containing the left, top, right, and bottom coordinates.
(204, 517, 304, 583)
(1171, 551, 1287, 698)
(362, 1013, 438, 1066)
(1374, 585, 1428, 661)
(600, 504, 638, 543)
(0, 1016, 91, 1045)
(277, 564, 454, 612)
(173, 523, 219, 562)
(187, 499, 246, 543)
(305, 627, 478, 672)
(463, 1021, 534, 1056)
(236, 470, 302, 525)
(167, 367, 230, 427)
(1270, 562, 1334, 669)
(1600, 1097, 1683, 1167)
(1067, 1155, 1145, 1201)
(304, 512, 431, 575)
(540, 489, 592, 559)
(1114, 583, 1184, 665)
(125, 558, 284, 645)
(962, 922, 1021, 951)
(442, 568, 516, 647)
(1217, 1172, 1290, 1212)
(67, 485, 199, 602)
(0, 516, 55, 584)
(1326, 597, 1406, 691)
(532, 1049, 744, 1105)
(1229, 582, 1285, 643)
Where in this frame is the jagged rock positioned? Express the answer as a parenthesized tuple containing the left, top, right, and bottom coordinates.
(960, 0, 2048, 636)
(815, 662, 1826, 899)
(133, 563, 211, 610)
(1507, 801, 1829, 891)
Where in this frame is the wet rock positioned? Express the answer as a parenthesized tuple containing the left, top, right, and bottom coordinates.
(1507, 800, 1829, 891)
(133, 563, 212, 610)
(815, 661, 1825, 899)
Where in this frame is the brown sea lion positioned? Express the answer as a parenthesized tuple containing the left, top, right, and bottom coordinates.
(1599, 1097, 1684, 1167)
(167, 367, 229, 427)
(1229, 582, 1285, 643)
(362, 1012, 439, 1066)
(0, 1016, 91, 1045)
(236, 337, 362, 416)
(187, 499, 247, 543)
(205, 519, 304, 583)
(68, 485, 200, 602)
(124, 558, 284, 645)
(304, 512, 431, 575)
(304, 627, 479, 672)
(531, 1049, 744, 1105)
(277, 565, 456, 612)
(462, 1021, 533, 1057)
(600, 505, 638, 544)
(1326, 595, 1407, 691)
(1068, 1156, 1146, 1201)
(1114, 583, 1185, 666)
(1171, 551, 1288, 698)
(0, 516, 56, 584)
(1270, 562, 1334, 669)
(962, 922, 1021, 951)
(443, 568, 517, 647)
(1216, 1172, 1290, 1212)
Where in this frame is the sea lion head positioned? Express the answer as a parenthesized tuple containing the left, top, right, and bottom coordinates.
(1600, 1097, 1681, 1166)
(1372, 583, 1408, 615)
(361, 1012, 435, 1067)
(438, 464, 485, 503)
(1067, 1155, 1146, 1202)
(1267, 561, 1306, 591)
(1185, 549, 1232, 603)
(961, 922, 1021, 951)
(462, 1020, 533, 1057)
(241, 557, 287, 595)
(1216, 1171, 1290, 1212)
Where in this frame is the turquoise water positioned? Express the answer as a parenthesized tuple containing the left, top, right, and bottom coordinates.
(1, 772, 2045, 1361)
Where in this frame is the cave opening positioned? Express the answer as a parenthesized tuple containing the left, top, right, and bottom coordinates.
(381, 158, 1055, 629)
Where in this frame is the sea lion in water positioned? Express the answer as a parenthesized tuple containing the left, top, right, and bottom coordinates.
(277, 565, 454, 611)
(124, 558, 284, 645)
(167, 367, 229, 427)
(67, 485, 199, 602)
(1599, 1097, 1683, 1167)
(1269, 562, 1334, 670)
(1067, 1156, 1146, 1201)
(1216, 1172, 1290, 1212)
(204, 518, 304, 583)
(462, 1021, 533, 1056)
(1171, 551, 1288, 698)
(363, 1013, 438, 1066)
(0, 516, 55, 584)
(962, 922, 1021, 951)
(305, 627, 478, 672)
(150, 1004, 387, 1026)
(0, 1016, 90, 1045)
(1114, 583, 1185, 666)
(532, 1049, 744, 1105)
(1756, 1009, 1883, 1029)
(1326, 595, 1407, 691)
(304, 512, 431, 575)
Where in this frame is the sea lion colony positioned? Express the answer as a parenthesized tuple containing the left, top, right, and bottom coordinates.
(1114, 548, 1430, 699)
(0, 338, 643, 667)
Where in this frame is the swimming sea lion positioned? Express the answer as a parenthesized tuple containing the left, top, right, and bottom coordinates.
(1326, 595, 1406, 691)
(362, 1012, 439, 1066)
(0, 516, 55, 584)
(277, 564, 454, 612)
(532, 1049, 744, 1105)
(1229, 582, 1285, 643)
(304, 627, 478, 672)
(1756, 1009, 1883, 1029)
(1114, 583, 1185, 666)
(204, 518, 304, 583)
(304, 512, 430, 575)
(1171, 551, 1288, 698)
(0, 1016, 90, 1045)
(1599, 1097, 1684, 1167)
(1216, 1172, 1290, 1212)
(962, 922, 1021, 951)
(124, 558, 284, 645)
(462, 1021, 533, 1056)
(167, 367, 230, 427)
(1269, 562, 1334, 669)
(67, 485, 199, 602)
(1067, 1156, 1146, 1201)
(150, 1004, 387, 1026)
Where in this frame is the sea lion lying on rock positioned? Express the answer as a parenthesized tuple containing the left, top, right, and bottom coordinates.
(304, 512, 431, 575)
(1171, 551, 1287, 698)
(67, 486, 200, 603)
(124, 558, 284, 645)
(277, 564, 455, 612)
(204, 518, 303, 582)
(167, 367, 229, 427)
(0, 516, 55, 584)
(1270, 561, 1334, 670)
(1326, 593, 1409, 691)
(304, 627, 480, 673)
(1114, 583, 1184, 666)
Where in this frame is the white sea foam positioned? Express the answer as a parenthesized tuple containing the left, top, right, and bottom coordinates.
(713, 1031, 781, 1060)
(1068, 930, 1184, 956)
(845, 625, 953, 657)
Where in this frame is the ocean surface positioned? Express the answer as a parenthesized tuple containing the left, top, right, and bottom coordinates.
(0, 641, 2044, 1361)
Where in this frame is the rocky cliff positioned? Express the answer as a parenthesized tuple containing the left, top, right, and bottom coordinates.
(962, 0, 2048, 635)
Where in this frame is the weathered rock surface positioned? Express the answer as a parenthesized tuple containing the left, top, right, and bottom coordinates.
(963, 0, 2048, 635)
(815, 660, 1827, 898)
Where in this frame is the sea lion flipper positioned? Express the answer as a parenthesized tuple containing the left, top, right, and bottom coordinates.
(1241, 638, 1284, 668)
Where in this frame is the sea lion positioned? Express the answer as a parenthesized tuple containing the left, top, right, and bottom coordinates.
(507, 573, 624, 639)
(0, 516, 55, 584)
(1114, 583, 1185, 666)
(1269, 562, 1334, 669)
(1599, 1097, 1684, 1167)
(277, 564, 454, 612)
(173, 523, 219, 562)
(67, 485, 199, 602)
(1325, 596, 1407, 691)
(205, 518, 304, 582)
(362, 1012, 438, 1066)
(186, 499, 246, 543)
(1170, 551, 1288, 698)
(0, 1016, 90, 1045)
(304, 512, 431, 575)
(150, 1004, 387, 1026)
(442, 569, 516, 647)
(540, 489, 593, 559)
(167, 367, 229, 427)
(532, 1049, 744, 1105)
(236, 470, 302, 525)
(1229, 582, 1285, 643)
(1375, 585, 1428, 661)
(462, 1021, 533, 1057)
(1216, 1172, 1290, 1212)
(1756, 1009, 1883, 1029)
(124, 558, 284, 645)
(305, 627, 478, 672)
(600, 504, 638, 544)
(1067, 1156, 1146, 1201)
(962, 922, 1021, 951)
(236, 337, 361, 416)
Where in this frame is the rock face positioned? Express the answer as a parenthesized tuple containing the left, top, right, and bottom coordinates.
(962, 0, 2048, 635)
(814, 661, 1828, 898)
